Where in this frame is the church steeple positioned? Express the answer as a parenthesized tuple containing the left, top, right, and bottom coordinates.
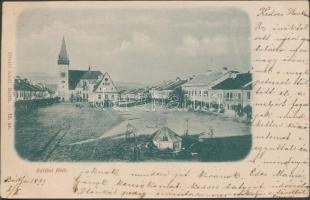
(58, 36, 70, 65)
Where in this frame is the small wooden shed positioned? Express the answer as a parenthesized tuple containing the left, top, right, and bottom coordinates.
(151, 127, 182, 152)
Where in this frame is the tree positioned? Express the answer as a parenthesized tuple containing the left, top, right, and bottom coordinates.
(168, 87, 187, 108)
(243, 105, 252, 121)
(235, 104, 243, 117)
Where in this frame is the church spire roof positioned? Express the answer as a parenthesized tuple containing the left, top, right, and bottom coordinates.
(58, 36, 70, 65)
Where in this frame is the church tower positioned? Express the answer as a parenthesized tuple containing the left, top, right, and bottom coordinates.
(57, 36, 70, 101)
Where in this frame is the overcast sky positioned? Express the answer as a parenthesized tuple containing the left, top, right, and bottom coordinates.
(16, 7, 250, 84)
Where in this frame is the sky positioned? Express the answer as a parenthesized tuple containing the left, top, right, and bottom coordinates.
(16, 7, 250, 84)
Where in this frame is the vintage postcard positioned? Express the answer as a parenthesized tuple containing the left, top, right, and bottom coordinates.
(1, 1, 309, 198)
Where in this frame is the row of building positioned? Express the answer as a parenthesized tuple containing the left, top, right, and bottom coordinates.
(112, 69, 252, 116)
(145, 70, 252, 115)
(14, 38, 252, 116)
(54, 37, 252, 115)
(14, 76, 55, 101)
(182, 70, 252, 115)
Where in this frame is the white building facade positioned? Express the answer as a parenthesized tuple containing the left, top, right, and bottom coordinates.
(181, 70, 239, 108)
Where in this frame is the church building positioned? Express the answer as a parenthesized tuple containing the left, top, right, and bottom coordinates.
(56, 37, 119, 104)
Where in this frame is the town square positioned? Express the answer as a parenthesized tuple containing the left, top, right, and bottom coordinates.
(14, 7, 252, 161)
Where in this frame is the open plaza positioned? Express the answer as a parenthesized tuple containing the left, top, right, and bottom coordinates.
(15, 102, 251, 161)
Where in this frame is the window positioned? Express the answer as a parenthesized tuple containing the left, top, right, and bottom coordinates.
(112, 95, 114, 98)
(61, 81, 65, 83)
(199, 91, 202, 96)
(105, 94, 108, 99)
(247, 92, 251, 99)
(163, 136, 168, 141)
(61, 72, 66, 77)
(173, 142, 180, 149)
(204, 91, 208, 96)
(238, 93, 241, 100)
(230, 93, 233, 99)
(194, 91, 197, 96)
(98, 94, 101, 100)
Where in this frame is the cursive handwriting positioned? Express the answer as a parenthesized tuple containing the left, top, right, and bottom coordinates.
(3, 175, 46, 198)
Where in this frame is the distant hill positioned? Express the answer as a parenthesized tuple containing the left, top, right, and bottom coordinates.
(17, 72, 58, 85)
(45, 84, 58, 92)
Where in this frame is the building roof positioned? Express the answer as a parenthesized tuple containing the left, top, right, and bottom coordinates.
(123, 88, 147, 95)
(242, 81, 252, 90)
(183, 71, 225, 87)
(161, 79, 187, 90)
(68, 69, 103, 90)
(152, 80, 174, 90)
(14, 79, 35, 91)
(212, 73, 252, 90)
(92, 72, 121, 92)
(151, 127, 182, 143)
(58, 37, 70, 65)
(14, 78, 53, 93)
(81, 68, 103, 80)
(92, 75, 105, 92)
(152, 78, 187, 91)
(68, 70, 86, 90)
